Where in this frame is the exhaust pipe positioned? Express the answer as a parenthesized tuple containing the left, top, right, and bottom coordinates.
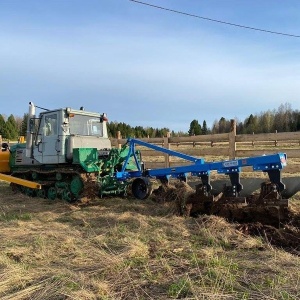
(26, 102, 36, 157)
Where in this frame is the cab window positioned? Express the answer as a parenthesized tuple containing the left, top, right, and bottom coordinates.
(69, 115, 103, 136)
(44, 114, 58, 136)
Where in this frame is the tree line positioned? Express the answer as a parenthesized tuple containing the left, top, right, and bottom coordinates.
(107, 122, 171, 139)
(1, 103, 299, 140)
(211, 103, 300, 134)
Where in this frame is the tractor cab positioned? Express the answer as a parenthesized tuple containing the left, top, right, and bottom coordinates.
(26, 103, 111, 165)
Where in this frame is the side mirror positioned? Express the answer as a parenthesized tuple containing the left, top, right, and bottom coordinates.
(100, 114, 108, 123)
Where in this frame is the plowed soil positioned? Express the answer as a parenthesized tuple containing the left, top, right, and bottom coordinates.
(152, 182, 300, 254)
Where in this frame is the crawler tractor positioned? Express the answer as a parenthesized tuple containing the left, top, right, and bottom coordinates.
(0, 103, 297, 224)
(0, 102, 142, 201)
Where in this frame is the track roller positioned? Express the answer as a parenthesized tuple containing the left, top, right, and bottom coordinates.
(47, 187, 57, 200)
(62, 188, 75, 202)
(37, 189, 46, 199)
(25, 187, 35, 197)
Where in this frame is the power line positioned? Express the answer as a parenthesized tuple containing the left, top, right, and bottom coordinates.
(129, 0, 300, 38)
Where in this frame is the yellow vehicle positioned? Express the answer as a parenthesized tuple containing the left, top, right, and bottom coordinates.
(0, 143, 42, 189)
(0, 148, 10, 173)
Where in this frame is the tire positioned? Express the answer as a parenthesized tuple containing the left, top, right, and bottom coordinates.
(132, 177, 152, 200)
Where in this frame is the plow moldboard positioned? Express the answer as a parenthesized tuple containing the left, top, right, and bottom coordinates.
(188, 177, 300, 198)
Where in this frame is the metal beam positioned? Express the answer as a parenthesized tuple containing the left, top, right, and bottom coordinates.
(128, 138, 204, 163)
(0, 173, 42, 189)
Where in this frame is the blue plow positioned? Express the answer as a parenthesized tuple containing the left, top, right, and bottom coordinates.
(115, 138, 288, 202)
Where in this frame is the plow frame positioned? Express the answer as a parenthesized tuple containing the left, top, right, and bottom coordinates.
(116, 138, 287, 197)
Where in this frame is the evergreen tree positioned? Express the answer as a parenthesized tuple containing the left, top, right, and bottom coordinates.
(134, 126, 146, 138)
(20, 113, 28, 137)
(244, 114, 258, 133)
(218, 117, 227, 133)
(107, 122, 115, 138)
(188, 120, 201, 136)
(202, 120, 208, 135)
(5, 114, 19, 140)
(155, 128, 160, 137)
(0, 114, 5, 137)
(236, 121, 244, 134)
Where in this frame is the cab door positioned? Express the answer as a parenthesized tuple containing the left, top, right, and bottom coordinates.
(41, 113, 59, 163)
(34, 112, 65, 164)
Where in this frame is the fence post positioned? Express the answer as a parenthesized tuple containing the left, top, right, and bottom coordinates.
(229, 119, 236, 159)
(117, 131, 122, 149)
(164, 132, 171, 168)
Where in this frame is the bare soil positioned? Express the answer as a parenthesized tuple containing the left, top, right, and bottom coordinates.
(152, 181, 300, 255)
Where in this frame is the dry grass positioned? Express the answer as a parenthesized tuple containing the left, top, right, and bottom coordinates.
(0, 180, 299, 299)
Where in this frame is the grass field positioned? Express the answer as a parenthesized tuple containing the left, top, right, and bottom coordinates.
(0, 180, 299, 300)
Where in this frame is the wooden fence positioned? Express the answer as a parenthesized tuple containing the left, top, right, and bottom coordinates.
(111, 120, 300, 174)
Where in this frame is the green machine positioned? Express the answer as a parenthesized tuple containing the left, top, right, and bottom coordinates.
(5, 102, 141, 201)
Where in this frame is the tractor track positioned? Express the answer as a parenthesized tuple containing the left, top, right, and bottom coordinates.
(11, 168, 100, 202)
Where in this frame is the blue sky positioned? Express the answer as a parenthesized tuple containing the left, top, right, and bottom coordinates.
(1, 0, 300, 132)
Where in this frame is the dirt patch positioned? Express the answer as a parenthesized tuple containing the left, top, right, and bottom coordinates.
(236, 223, 300, 254)
(152, 183, 300, 253)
